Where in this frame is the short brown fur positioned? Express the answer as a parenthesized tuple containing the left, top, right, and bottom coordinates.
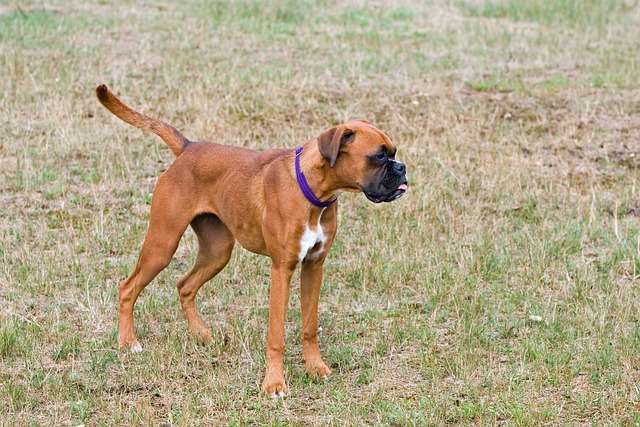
(96, 84, 407, 396)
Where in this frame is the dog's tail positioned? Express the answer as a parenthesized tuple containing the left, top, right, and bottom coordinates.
(96, 84, 190, 157)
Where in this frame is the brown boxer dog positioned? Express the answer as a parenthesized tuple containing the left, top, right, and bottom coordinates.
(95, 84, 408, 397)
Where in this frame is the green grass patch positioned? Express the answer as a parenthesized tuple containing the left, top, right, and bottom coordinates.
(1, 0, 639, 424)
(458, 0, 629, 28)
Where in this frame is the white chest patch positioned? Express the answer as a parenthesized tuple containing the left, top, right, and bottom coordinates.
(298, 224, 326, 262)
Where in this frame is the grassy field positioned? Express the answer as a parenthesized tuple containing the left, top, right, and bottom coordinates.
(1, 0, 640, 425)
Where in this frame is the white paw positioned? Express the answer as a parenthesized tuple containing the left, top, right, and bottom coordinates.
(269, 390, 287, 399)
(130, 343, 143, 353)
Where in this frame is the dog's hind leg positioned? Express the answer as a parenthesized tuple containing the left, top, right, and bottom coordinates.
(176, 214, 235, 344)
(118, 181, 192, 352)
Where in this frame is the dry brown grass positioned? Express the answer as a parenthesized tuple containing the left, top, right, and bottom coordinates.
(1, 0, 640, 425)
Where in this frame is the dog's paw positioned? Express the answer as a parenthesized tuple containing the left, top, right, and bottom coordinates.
(262, 381, 288, 398)
(119, 336, 143, 353)
(305, 359, 331, 379)
(268, 388, 288, 399)
(189, 324, 213, 345)
(261, 368, 288, 398)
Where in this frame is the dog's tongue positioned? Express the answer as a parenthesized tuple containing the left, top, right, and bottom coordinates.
(398, 183, 408, 190)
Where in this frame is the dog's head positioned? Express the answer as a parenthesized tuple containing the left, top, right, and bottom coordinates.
(318, 120, 408, 203)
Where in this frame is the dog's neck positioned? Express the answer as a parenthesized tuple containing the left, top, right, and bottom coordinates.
(295, 147, 337, 208)
(294, 144, 345, 206)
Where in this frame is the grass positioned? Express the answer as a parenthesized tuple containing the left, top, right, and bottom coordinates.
(457, 0, 631, 28)
(1, 0, 640, 425)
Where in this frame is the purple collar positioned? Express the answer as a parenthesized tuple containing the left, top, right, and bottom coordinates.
(295, 147, 336, 208)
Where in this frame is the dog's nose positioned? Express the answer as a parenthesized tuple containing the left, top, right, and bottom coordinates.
(392, 161, 406, 174)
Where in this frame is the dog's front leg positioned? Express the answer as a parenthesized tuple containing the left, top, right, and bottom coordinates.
(261, 261, 295, 397)
(300, 258, 331, 379)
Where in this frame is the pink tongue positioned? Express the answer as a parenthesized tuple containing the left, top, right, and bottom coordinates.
(398, 183, 408, 190)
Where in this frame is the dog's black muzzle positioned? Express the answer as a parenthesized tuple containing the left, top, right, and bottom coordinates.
(364, 160, 408, 203)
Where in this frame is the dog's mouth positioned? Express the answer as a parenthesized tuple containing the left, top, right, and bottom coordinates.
(365, 182, 408, 203)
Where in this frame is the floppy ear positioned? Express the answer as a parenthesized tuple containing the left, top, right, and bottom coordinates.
(317, 125, 356, 168)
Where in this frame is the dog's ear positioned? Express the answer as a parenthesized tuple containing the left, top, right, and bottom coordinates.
(318, 125, 356, 168)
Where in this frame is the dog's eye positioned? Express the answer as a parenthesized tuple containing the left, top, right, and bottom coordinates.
(369, 148, 388, 164)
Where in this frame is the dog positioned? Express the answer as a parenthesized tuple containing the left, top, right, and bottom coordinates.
(95, 84, 408, 397)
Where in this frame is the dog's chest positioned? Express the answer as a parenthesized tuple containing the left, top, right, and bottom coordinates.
(298, 224, 326, 262)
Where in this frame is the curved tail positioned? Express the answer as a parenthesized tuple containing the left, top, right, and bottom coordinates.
(96, 84, 190, 157)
